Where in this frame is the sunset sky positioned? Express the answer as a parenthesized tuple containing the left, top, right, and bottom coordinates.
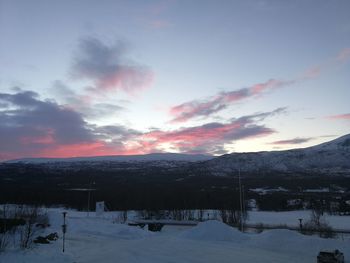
(0, 0, 349, 160)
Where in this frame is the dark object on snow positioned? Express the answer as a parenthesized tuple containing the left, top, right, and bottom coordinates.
(46, 232, 59, 241)
(34, 236, 50, 244)
(34, 232, 59, 244)
(148, 223, 163, 232)
(317, 250, 344, 263)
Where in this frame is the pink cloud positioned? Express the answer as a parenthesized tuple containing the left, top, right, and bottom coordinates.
(169, 98, 225, 123)
(12, 119, 265, 158)
(0, 90, 283, 160)
(299, 47, 350, 80)
(169, 47, 350, 124)
(326, 113, 350, 120)
(36, 141, 116, 158)
(5, 138, 146, 160)
(1, 114, 276, 160)
(71, 37, 153, 94)
(98, 67, 154, 94)
(336, 48, 350, 62)
(143, 123, 242, 147)
(139, 110, 281, 153)
(301, 66, 322, 79)
(169, 79, 291, 123)
(143, 0, 174, 31)
(250, 79, 288, 94)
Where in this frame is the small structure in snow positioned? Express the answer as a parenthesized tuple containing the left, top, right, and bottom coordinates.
(96, 201, 105, 216)
(317, 250, 344, 263)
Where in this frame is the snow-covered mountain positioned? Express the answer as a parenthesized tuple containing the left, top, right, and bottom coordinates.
(202, 134, 350, 176)
(5, 152, 213, 164)
(3, 134, 350, 176)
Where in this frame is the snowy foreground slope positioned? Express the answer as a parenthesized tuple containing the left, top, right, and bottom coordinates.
(2, 209, 349, 263)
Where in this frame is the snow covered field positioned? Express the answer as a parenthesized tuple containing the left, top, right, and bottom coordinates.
(1, 209, 349, 263)
(248, 210, 350, 230)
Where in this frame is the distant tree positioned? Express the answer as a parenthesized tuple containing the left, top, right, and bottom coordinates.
(19, 207, 38, 249)
(302, 208, 336, 238)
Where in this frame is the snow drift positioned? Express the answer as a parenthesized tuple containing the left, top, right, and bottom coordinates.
(179, 220, 249, 242)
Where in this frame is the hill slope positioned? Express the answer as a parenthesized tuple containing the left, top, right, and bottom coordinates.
(3, 134, 350, 176)
(5, 152, 213, 164)
(201, 134, 350, 176)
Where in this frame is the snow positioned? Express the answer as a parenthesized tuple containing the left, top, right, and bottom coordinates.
(204, 133, 350, 175)
(304, 188, 330, 193)
(179, 220, 249, 242)
(69, 218, 152, 240)
(247, 210, 350, 230)
(249, 229, 347, 258)
(0, 247, 71, 263)
(1, 209, 349, 263)
(4, 153, 213, 164)
(249, 187, 289, 195)
(310, 134, 350, 151)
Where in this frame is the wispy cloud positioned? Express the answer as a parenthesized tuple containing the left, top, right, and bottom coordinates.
(336, 48, 350, 62)
(170, 79, 292, 123)
(301, 66, 322, 79)
(141, 0, 174, 29)
(269, 137, 314, 145)
(142, 108, 285, 154)
(71, 37, 153, 94)
(169, 47, 350, 123)
(51, 80, 125, 120)
(326, 113, 350, 120)
(0, 90, 285, 159)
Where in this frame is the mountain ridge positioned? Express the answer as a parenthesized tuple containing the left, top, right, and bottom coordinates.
(4, 152, 213, 164)
(200, 133, 350, 176)
(3, 134, 350, 177)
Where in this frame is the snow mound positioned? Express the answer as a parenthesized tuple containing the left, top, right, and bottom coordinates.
(254, 229, 308, 249)
(180, 220, 249, 242)
(1, 249, 72, 263)
(251, 229, 347, 256)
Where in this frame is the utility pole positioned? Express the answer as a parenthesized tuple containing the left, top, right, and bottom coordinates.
(87, 187, 91, 217)
(242, 185, 246, 216)
(238, 166, 244, 232)
(62, 212, 67, 253)
(87, 181, 95, 217)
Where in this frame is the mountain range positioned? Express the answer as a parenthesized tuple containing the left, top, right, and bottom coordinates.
(4, 134, 350, 176)
(202, 134, 350, 176)
(5, 152, 213, 163)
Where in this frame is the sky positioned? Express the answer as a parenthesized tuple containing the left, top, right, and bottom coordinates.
(0, 0, 349, 160)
